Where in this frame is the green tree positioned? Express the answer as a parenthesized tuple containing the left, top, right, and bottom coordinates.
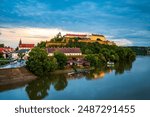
(124, 48, 136, 61)
(116, 48, 126, 61)
(100, 48, 111, 61)
(26, 47, 56, 76)
(37, 41, 46, 48)
(84, 48, 93, 54)
(85, 54, 100, 67)
(26, 77, 51, 100)
(52, 75, 68, 91)
(54, 51, 67, 69)
(0, 44, 4, 47)
(47, 57, 58, 71)
(18, 53, 25, 60)
(50, 32, 63, 42)
(98, 53, 106, 63)
(0, 53, 3, 58)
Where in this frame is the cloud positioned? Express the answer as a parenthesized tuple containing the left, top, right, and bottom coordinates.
(0, 0, 150, 46)
(14, 1, 49, 17)
(0, 27, 89, 48)
(112, 39, 133, 46)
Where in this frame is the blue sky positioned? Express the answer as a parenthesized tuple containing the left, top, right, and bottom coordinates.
(0, 0, 150, 47)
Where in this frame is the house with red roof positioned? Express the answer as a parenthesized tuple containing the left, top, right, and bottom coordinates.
(0, 47, 14, 58)
(18, 39, 34, 50)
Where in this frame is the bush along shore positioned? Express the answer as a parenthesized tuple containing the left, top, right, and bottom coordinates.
(26, 41, 136, 77)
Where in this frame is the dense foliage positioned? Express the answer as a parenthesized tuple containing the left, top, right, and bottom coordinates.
(26, 47, 67, 76)
(127, 46, 150, 55)
(0, 44, 4, 47)
(0, 53, 9, 66)
(54, 51, 67, 69)
(26, 47, 57, 76)
(66, 41, 136, 66)
(37, 41, 46, 48)
(18, 53, 25, 60)
(0, 53, 3, 58)
(50, 32, 64, 43)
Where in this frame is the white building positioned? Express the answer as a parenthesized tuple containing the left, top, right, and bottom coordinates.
(46, 48, 82, 56)
(12, 49, 30, 60)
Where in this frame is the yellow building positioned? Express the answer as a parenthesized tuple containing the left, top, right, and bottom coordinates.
(46, 42, 66, 47)
(90, 34, 106, 41)
(47, 33, 116, 46)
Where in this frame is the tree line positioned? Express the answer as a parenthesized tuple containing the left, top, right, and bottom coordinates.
(66, 41, 136, 67)
(26, 47, 67, 76)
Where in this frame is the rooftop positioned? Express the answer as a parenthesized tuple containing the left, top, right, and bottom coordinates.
(92, 34, 105, 37)
(47, 48, 82, 53)
(19, 44, 34, 48)
(65, 34, 87, 37)
(0, 48, 4, 53)
(15, 49, 30, 53)
(0, 47, 14, 53)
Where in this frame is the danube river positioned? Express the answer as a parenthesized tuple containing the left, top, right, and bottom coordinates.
(0, 56, 150, 100)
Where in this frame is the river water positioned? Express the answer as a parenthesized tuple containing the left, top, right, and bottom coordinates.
(0, 56, 150, 100)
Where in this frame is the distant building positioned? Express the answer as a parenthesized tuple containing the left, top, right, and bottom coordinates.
(67, 58, 90, 67)
(0, 47, 14, 58)
(46, 33, 116, 47)
(46, 47, 82, 56)
(19, 44, 34, 50)
(63, 33, 115, 45)
(90, 34, 106, 41)
(18, 39, 34, 50)
(63, 33, 106, 41)
(46, 42, 66, 47)
(12, 49, 30, 60)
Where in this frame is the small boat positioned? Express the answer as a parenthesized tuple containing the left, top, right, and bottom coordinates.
(107, 61, 114, 67)
(68, 72, 76, 76)
(107, 61, 114, 65)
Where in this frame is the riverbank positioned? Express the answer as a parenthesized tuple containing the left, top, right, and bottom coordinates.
(0, 67, 92, 91)
(0, 67, 37, 91)
(0, 66, 92, 86)
(50, 67, 93, 74)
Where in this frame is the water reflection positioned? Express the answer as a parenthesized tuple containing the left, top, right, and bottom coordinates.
(25, 74, 68, 100)
(51, 74, 68, 91)
(26, 77, 50, 100)
(25, 61, 133, 100)
(114, 61, 133, 75)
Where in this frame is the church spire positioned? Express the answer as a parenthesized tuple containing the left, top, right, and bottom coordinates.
(19, 38, 22, 45)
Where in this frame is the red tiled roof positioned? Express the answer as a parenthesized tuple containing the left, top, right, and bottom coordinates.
(0, 47, 13, 53)
(47, 48, 81, 54)
(19, 44, 34, 48)
(65, 34, 87, 37)
(0, 48, 4, 53)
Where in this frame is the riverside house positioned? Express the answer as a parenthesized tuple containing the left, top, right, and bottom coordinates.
(46, 47, 82, 56)
(11, 39, 35, 60)
(12, 49, 30, 60)
(0, 47, 14, 58)
(46, 47, 90, 67)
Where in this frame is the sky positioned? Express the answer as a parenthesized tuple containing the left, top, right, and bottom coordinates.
(0, 0, 150, 48)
